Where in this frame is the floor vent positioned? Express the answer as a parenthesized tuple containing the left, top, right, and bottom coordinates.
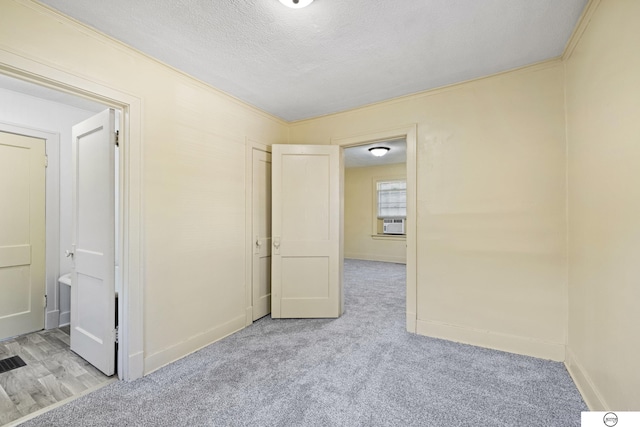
(0, 355, 26, 374)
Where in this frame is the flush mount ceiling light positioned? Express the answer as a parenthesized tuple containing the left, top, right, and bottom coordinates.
(368, 147, 390, 157)
(279, 0, 314, 8)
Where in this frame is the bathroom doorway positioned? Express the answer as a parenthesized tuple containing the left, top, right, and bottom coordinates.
(0, 73, 122, 423)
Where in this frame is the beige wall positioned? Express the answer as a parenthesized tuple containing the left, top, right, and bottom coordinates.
(291, 62, 568, 361)
(0, 1, 288, 374)
(345, 163, 406, 264)
(4, 0, 638, 409)
(565, 0, 640, 410)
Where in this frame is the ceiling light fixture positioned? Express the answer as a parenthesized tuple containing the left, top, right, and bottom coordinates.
(279, 0, 314, 8)
(368, 147, 390, 157)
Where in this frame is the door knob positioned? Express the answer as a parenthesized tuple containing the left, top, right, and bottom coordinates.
(65, 249, 74, 258)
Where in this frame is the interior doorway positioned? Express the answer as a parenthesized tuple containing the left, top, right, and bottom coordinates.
(245, 126, 416, 329)
(0, 73, 123, 422)
(0, 60, 143, 382)
(343, 139, 407, 265)
(332, 125, 418, 332)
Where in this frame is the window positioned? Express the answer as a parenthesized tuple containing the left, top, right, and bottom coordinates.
(376, 180, 406, 219)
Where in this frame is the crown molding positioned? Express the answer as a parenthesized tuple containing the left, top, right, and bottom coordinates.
(562, 0, 602, 61)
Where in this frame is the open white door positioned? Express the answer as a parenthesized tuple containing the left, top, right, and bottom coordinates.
(0, 132, 46, 339)
(271, 144, 343, 318)
(70, 109, 116, 376)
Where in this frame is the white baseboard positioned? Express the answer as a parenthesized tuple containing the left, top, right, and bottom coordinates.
(417, 319, 565, 361)
(565, 346, 607, 410)
(45, 309, 60, 329)
(245, 306, 253, 327)
(344, 253, 406, 264)
(59, 310, 70, 327)
(406, 312, 417, 333)
(144, 315, 246, 375)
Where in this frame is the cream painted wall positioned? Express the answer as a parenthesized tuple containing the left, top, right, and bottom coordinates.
(565, 0, 640, 410)
(291, 62, 568, 361)
(345, 163, 406, 264)
(6, 2, 637, 409)
(0, 0, 288, 374)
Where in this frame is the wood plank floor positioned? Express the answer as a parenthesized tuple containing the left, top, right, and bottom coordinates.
(0, 327, 112, 426)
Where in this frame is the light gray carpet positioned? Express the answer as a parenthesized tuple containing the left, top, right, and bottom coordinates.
(21, 259, 586, 426)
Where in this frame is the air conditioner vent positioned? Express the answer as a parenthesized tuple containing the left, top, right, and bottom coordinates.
(382, 218, 405, 235)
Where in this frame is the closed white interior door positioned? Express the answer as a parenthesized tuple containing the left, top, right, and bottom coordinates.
(70, 109, 116, 376)
(252, 148, 272, 321)
(271, 144, 343, 318)
(0, 132, 46, 339)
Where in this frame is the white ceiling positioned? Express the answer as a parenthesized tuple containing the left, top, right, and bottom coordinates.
(38, 0, 588, 122)
(344, 139, 406, 169)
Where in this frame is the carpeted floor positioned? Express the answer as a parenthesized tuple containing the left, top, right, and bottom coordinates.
(21, 259, 586, 426)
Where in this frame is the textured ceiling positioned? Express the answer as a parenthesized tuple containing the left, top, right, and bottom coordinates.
(38, 0, 588, 122)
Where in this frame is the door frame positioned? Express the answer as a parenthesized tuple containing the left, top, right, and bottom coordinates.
(0, 122, 60, 331)
(331, 125, 418, 333)
(244, 139, 272, 326)
(0, 51, 144, 381)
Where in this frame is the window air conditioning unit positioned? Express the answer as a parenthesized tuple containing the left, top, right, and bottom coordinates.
(383, 218, 405, 235)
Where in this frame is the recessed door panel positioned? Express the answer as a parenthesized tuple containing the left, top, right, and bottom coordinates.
(0, 132, 45, 340)
(70, 109, 116, 376)
(271, 144, 343, 319)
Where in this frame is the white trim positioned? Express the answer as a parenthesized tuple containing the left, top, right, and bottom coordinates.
(371, 174, 407, 236)
(565, 346, 607, 410)
(561, 0, 602, 61)
(0, 121, 60, 331)
(331, 124, 418, 333)
(144, 315, 246, 375)
(0, 48, 144, 381)
(417, 319, 566, 362)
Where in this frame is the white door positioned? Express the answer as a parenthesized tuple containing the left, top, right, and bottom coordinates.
(0, 132, 46, 339)
(70, 109, 116, 376)
(271, 144, 343, 318)
(252, 148, 272, 320)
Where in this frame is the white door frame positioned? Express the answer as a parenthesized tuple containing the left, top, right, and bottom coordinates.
(0, 50, 144, 381)
(0, 121, 60, 331)
(331, 125, 418, 333)
(244, 139, 271, 326)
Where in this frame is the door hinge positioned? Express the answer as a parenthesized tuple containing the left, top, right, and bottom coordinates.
(114, 326, 119, 344)
(115, 130, 119, 147)
(44, 154, 48, 168)
(44, 294, 47, 308)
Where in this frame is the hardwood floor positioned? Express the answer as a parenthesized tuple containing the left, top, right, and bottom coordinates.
(0, 327, 112, 426)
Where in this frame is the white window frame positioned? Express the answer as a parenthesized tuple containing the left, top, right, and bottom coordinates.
(372, 176, 407, 236)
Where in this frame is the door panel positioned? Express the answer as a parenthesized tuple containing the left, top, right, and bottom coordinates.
(271, 144, 343, 319)
(70, 109, 116, 376)
(252, 148, 272, 321)
(0, 132, 45, 339)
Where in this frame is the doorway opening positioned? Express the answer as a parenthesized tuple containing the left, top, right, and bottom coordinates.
(332, 125, 418, 332)
(0, 73, 126, 423)
(343, 138, 407, 262)
(343, 139, 407, 317)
